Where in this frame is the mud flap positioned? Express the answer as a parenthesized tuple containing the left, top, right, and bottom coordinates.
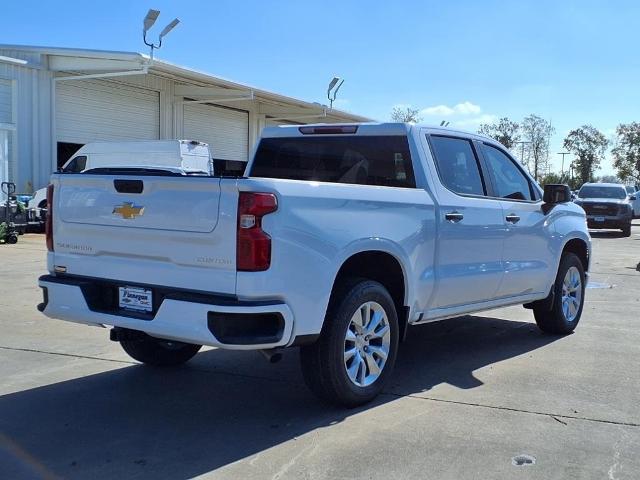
(523, 286, 555, 311)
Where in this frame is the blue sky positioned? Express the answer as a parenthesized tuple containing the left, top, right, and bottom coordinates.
(4, 0, 640, 175)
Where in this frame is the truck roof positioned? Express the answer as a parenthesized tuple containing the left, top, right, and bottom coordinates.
(261, 122, 495, 144)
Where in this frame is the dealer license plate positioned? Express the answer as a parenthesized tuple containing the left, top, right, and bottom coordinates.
(594, 216, 605, 222)
(118, 286, 153, 312)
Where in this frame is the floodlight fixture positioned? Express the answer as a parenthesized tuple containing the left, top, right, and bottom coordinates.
(142, 9, 180, 59)
(143, 9, 160, 33)
(160, 18, 180, 39)
(327, 76, 344, 110)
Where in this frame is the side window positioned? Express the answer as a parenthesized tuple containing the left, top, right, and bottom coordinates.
(62, 155, 87, 173)
(429, 136, 485, 196)
(481, 144, 532, 201)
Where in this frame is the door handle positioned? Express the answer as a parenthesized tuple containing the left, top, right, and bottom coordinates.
(505, 214, 520, 224)
(445, 211, 464, 223)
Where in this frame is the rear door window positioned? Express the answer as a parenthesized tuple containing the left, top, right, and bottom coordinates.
(428, 136, 486, 196)
(250, 136, 416, 188)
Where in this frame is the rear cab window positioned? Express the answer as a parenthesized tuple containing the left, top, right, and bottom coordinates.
(427, 135, 486, 196)
(250, 135, 416, 188)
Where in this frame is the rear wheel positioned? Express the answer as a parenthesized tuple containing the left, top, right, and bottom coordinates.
(120, 334, 202, 366)
(534, 253, 585, 334)
(300, 279, 399, 407)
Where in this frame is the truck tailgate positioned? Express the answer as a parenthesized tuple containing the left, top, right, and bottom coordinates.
(51, 174, 239, 295)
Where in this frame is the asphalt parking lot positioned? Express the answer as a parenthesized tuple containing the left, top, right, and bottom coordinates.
(1, 225, 640, 480)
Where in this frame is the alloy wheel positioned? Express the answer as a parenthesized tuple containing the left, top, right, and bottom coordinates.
(561, 266, 582, 322)
(343, 301, 392, 387)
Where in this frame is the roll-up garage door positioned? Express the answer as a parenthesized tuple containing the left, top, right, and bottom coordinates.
(183, 103, 249, 161)
(56, 79, 160, 144)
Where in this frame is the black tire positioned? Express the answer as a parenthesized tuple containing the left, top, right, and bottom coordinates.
(6, 234, 17, 244)
(622, 225, 631, 237)
(120, 334, 202, 366)
(300, 278, 399, 407)
(534, 253, 585, 334)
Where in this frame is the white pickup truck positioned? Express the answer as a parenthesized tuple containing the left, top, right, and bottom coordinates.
(38, 123, 591, 406)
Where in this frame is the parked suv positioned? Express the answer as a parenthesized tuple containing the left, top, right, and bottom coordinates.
(39, 124, 591, 406)
(625, 185, 640, 218)
(575, 183, 634, 236)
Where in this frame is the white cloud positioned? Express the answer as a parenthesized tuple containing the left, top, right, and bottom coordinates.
(454, 101, 482, 115)
(420, 101, 481, 117)
(451, 114, 497, 129)
(421, 104, 455, 116)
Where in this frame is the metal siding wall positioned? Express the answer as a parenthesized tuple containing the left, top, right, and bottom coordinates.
(56, 79, 160, 143)
(183, 103, 249, 161)
(0, 51, 54, 192)
(0, 78, 11, 123)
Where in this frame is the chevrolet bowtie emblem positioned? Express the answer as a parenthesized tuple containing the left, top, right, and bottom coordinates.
(113, 202, 145, 219)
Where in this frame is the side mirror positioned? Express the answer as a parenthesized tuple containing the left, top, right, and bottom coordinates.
(630, 195, 637, 201)
(543, 184, 571, 204)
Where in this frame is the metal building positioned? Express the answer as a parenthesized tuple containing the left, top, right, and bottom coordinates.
(0, 44, 369, 192)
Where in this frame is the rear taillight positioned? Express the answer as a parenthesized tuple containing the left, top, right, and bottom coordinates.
(45, 184, 54, 252)
(237, 192, 277, 271)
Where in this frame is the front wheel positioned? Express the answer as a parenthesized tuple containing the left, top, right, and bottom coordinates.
(120, 334, 202, 366)
(534, 253, 585, 334)
(622, 225, 631, 237)
(300, 279, 399, 407)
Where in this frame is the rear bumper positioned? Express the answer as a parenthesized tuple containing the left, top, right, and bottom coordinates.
(38, 275, 294, 350)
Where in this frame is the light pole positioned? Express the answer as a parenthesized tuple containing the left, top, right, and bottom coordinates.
(514, 141, 531, 166)
(557, 152, 570, 178)
(327, 77, 344, 110)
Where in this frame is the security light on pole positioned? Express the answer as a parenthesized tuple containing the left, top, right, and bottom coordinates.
(143, 9, 160, 33)
(327, 77, 344, 110)
(142, 9, 180, 60)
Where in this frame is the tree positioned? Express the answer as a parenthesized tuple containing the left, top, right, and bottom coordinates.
(597, 174, 620, 184)
(538, 171, 566, 187)
(563, 125, 609, 184)
(390, 106, 421, 123)
(611, 122, 640, 182)
(521, 115, 555, 181)
(477, 117, 520, 149)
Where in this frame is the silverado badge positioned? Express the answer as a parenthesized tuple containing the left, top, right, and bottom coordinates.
(113, 202, 145, 219)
